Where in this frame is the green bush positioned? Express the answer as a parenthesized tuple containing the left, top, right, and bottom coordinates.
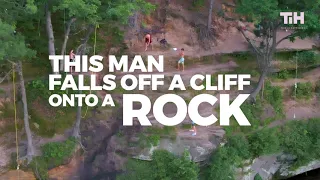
(254, 173, 263, 180)
(41, 137, 77, 168)
(276, 69, 290, 79)
(30, 157, 49, 180)
(223, 99, 263, 135)
(118, 150, 199, 180)
(207, 135, 251, 180)
(230, 52, 253, 61)
(146, 135, 160, 146)
(238, 101, 263, 133)
(117, 159, 153, 180)
(281, 119, 320, 167)
(264, 82, 284, 117)
(295, 82, 313, 99)
(29, 138, 77, 180)
(295, 51, 319, 67)
(192, 0, 205, 8)
(208, 119, 320, 179)
(248, 128, 280, 157)
(227, 135, 251, 160)
(208, 147, 237, 180)
(0, 88, 5, 94)
(26, 77, 90, 102)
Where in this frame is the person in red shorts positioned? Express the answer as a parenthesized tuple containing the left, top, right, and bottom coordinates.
(144, 33, 152, 51)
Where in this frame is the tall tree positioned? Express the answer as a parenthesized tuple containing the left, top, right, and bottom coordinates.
(45, 0, 56, 72)
(0, 20, 36, 163)
(72, 25, 94, 139)
(42, 0, 101, 72)
(70, 0, 156, 141)
(236, 0, 320, 101)
(53, 0, 101, 71)
(0, 0, 37, 24)
(70, 0, 155, 139)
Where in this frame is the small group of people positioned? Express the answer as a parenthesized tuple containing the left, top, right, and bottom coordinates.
(144, 33, 185, 71)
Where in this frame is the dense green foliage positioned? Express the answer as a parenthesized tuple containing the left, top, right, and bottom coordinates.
(208, 134, 250, 180)
(41, 137, 77, 167)
(223, 99, 263, 135)
(30, 137, 77, 179)
(237, 0, 320, 39)
(254, 173, 263, 180)
(248, 128, 280, 157)
(0, 20, 35, 61)
(281, 119, 320, 167)
(26, 76, 89, 102)
(295, 51, 320, 67)
(236, 0, 320, 99)
(192, 0, 205, 8)
(206, 118, 320, 179)
(25, 78, 92, 137)
(276, 69, 291, 79)
(30, 156, 49, 180)
(118, 150, 199, 180)
(294, 82, 313, 99)
(264, 81, 284, 117)
(224, 82, 284, 135)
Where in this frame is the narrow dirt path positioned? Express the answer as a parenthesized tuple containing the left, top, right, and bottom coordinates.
(272, 67, 320, 87)
(131, 30, 316, 58)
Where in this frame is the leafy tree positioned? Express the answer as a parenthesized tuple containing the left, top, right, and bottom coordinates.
(306, 118, 320, 157)
(117, 159, 153, 180)
(0, 0, 37, 24)
(236, 0, 320, 101)
(208, 147, 236, 180)
(0, 20, 36, 163)
(254, 173, 263, 180)
(118, 150, 199, 180)
(248, 127, 280, 157)
(227, 134, 251, 160)
(295, 51, 319, 67)
(281, 121, 315, 166)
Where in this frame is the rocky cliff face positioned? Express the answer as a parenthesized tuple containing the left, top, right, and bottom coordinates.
(238, 154, 320, 180)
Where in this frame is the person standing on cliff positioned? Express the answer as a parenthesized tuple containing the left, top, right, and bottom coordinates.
(69, 49, 75, 73)
(177, 48, 185, 71)
(144, 33, 152, 51)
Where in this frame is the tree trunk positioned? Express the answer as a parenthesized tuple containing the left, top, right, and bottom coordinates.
(17, 61, 34, 163)
(72, 26, 94, 139)
(72, 93, 82, 139)
(207, 0, 214, 31)
(60, 18, 77, 71)
(45, 2, 56, 72)
(250, 70, 268, 102)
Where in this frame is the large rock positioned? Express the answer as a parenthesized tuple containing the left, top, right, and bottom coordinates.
(278, 160, 320, 179)
(133, 135, 222, 163)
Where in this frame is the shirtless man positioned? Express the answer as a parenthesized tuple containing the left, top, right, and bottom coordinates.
(177, 48, 185, 71)
(69, 49, 75, 73)
(144, 33, 152, 51)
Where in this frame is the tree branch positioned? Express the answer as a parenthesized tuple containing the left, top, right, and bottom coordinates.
(0, 69, 13, 84)
(276, 31, 299, 47)
(239, 28, 263, 56)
